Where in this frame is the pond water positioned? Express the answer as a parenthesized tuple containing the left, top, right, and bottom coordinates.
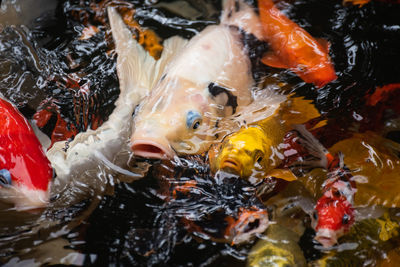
(1, 0, 400, 266)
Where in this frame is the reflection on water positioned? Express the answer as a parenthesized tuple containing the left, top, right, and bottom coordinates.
(0, 0, 57, 27)
(0, 0, 400, 266)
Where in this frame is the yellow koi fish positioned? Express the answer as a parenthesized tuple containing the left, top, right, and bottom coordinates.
(209, 96, 323, 182)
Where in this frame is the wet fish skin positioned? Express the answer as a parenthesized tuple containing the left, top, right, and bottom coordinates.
(0, 96, 53, 210)
(258, 0, 337, 88)
(247, 224, 307, 267)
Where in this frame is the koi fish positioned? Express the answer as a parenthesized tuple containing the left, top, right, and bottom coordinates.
(317, 131, 400, 208)
(247, 224, 306, 267)
(129, 0, 285, 159)
(248, 182, 312, 267)
(209, 96, 323, 182)
(311, 213, 400, 266)
(258, 0, 337, 87)
(0, 96, 53, 209)
(46, 7, 185, 180)
(286, 125, 356, 248)
(167, 162, 269, 245)
(297, 130, 400, 247)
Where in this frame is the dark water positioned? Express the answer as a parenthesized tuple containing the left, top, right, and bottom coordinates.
(1, 0, 400, 266)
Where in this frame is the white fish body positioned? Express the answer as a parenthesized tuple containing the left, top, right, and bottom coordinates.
(130, 0, 284, 159)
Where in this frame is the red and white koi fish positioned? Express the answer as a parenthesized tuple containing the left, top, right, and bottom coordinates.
(283, 125, 356, 248)
(258, 0, 337, 87)
(0, 96, 53, 209)
(313, 162, 355, 248)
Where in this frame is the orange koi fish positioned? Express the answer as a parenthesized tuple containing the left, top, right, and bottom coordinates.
(258, 0, 337, 87)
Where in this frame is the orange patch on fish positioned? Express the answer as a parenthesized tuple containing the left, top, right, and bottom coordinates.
(120, 8, 163, 59)
(172, 180, 197, 199)
(224, 207, 269, 245)
(79, 25, 100, 40)
(343, 0, 372, 7)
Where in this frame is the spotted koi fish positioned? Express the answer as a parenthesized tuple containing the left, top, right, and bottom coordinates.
(283, 124, 356, 248)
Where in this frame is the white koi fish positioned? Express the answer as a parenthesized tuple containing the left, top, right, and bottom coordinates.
(130, 0, 285, 159)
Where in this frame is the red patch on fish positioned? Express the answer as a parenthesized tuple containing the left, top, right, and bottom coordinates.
(365, 83, 400, 106)
(258, 0, 337, 87)
(0, 98, 52, 191)
(34, 108, 78, 148)
(315, 195, 354, 232)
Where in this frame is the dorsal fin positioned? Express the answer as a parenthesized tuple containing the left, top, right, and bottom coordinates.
(108, 7, 187, 103)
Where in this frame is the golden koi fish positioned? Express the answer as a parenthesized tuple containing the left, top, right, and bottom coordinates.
(209, 96, 323, 182)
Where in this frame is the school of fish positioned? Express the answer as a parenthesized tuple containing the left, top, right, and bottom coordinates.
(1, 0, 400, 265)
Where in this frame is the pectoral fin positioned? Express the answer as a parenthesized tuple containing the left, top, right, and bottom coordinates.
(261, 52, 289, 69)
(267, 168, 297, 181)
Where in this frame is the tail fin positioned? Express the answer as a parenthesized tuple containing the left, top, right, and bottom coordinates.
(221, 0, 264, 40)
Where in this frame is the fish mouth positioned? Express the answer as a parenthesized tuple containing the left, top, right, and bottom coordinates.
(227, 208, 269, 245)
(131, 140, 175, 159)
(220, 157, 242, 175)
(315, 228, 338, 248)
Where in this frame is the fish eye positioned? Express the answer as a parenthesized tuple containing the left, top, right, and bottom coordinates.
(313, 211, 318, 220)
(342, 214, 350, 225)
(52, 168, 57, 180)
(186, 110, 202, 130)
(333, 189, 341, 197)
(0, 169, 12, 187)
(256, 156, 263, 164)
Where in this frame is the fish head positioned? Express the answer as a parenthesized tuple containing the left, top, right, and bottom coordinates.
(0, 99, 53, 210)
(212, 127, 269, 179)
(312, 195, 354, 248)
(131, 77, 221, 159)
(225, 206, 269, 245)
(299, 61, 338, 88)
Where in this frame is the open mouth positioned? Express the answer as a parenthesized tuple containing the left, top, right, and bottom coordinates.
(131, 140, 174, 159)
(227, 208, 269, 245)
(315, 229, 338, 248)
(220, 158, 241, 174)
